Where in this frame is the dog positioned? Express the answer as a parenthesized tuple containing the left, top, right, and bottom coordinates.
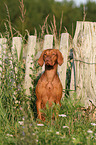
(36, 49, 63, 120)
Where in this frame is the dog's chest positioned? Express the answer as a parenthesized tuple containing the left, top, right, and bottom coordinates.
(37, 74, 62, 99)
(46, 82, 53, 90)
(44, 81, 58, 99)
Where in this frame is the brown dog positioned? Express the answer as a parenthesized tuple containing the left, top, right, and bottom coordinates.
(36, 49, 63, 120)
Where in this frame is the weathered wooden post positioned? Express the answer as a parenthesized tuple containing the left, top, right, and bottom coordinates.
(43, 35, 53, 50)
(25, 35, 36, 95)
(12, 37, 22, 60)
(58, 33, 69, 91)
(73, 21, 96, 107)
(42, 35, 53, 72)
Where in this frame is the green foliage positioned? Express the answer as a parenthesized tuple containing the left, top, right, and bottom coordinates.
(0, 0, 96, 37)
(0, 37, 33, 144)
(0, 1, 96, 144)
(0, 38, 96, 144)
(15, 95, 96, 144)
(0, 44, 96, 144)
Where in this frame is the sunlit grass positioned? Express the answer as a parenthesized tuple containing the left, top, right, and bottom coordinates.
(0, 1, 96, 145)
(0, 88, 96, 144)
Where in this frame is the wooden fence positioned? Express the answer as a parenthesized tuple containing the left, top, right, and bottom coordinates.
(0, 21, 96, 107)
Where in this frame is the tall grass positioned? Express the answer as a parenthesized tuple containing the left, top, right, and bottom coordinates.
(0, 1, 96, 145)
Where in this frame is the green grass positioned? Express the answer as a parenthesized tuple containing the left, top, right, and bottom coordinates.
(0, 40, 96, 145)
(0, 83, 96, 145)
(0, 2, 96, 144)
(0, 35, 96, 145)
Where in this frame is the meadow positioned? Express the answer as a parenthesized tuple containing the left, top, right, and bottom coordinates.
(0, 1, 96, 145)
(0, 38, 96, 145)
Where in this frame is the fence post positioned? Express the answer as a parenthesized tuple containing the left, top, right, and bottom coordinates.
(12, 37, 22, 60)
(73, 21, 96, 107)
(43, 35, 53, 50)
(0, 38, 7, 83)
(58, 33, 69, 92)
(25, 35, 36, 96)
(42, 35, 53, 72)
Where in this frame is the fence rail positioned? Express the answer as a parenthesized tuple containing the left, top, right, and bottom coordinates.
(0, 21, 96, 107)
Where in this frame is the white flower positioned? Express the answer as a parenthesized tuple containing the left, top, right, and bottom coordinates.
(22, 117, 25, 121)
(91, 123, 96, 126)
(63, 126, 69, 129)
(58, 114, 67, 117)
(56, 132, 60, 135)
(37, 124, 44, 126)
(87, 129, 93, 134)
(18, 121, 24, 125)
(15, 100, 19, 104)
(6, 134, 13, 137)
(15, 100, 20, 104)
(36, 140, 38, 142)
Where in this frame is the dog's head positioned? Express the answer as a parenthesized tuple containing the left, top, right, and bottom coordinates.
(38, 49, 63, 66)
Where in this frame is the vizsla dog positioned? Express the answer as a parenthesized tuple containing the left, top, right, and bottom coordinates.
(36, 49, 63, 120)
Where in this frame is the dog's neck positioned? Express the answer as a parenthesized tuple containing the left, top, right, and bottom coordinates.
(44, 63, 58, 82)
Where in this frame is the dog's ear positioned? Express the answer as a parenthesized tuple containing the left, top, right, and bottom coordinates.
(38, 50, 45, 66)
(56, 49, 63, 65)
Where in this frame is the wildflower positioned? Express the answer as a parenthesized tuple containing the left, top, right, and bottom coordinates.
(15, 100, 19, 104)
(6, 134, 13, 137)
(36, 139, 38, 142)
(91, 123, 96, 126)
(29, 124, 32, 127)
(58, 114, 67, 117)
(15, 100, 20, 104)
(22, 131, 25, 136)
(63, 126, 69, 129)
(21, 137, 24, 140)
(18, 121, 24, 125)
(37, 124, 44, 126)
(91, 136, 94, 139)
(56, 132, 60, 135)
(20, 107, 23, 110)
(22, 117, 25, 121)
(87, 129, 93, 134)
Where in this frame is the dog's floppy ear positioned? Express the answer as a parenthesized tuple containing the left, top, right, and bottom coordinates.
(38, 50, 45, 66)
(56, 49, 63, 65)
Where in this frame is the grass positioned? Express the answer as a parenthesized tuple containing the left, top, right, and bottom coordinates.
(0, 38, 96, 145)
(17, 96, 96, 144)
(0, 71, 96, 145)
(0, 1, 96, 145)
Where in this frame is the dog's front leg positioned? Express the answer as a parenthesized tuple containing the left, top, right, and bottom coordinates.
(36, 99, 42, 120)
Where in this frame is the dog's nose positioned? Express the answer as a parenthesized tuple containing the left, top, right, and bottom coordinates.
(45, 57, 50, 62)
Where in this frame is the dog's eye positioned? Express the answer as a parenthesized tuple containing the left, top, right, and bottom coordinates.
(52, 53, 56, 56)
(44, 54, 47, 56)
(44, 54, 47, 58)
